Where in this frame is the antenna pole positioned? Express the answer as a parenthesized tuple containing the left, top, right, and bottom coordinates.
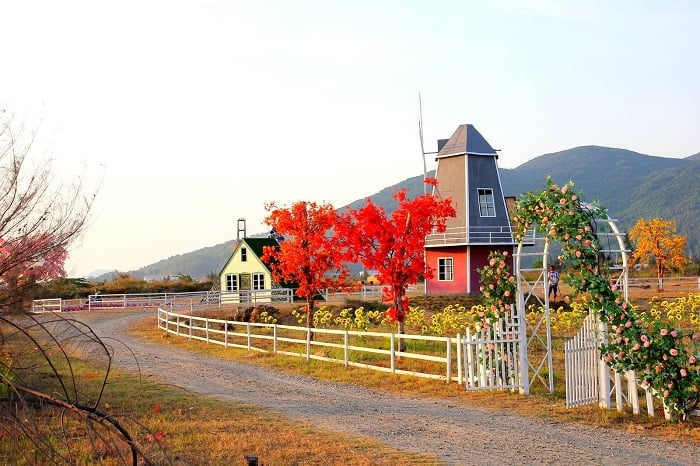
(419, 93, 428, 195)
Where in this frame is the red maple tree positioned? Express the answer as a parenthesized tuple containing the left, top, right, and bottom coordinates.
(337, 179, 455, 347)
(261, 201, 349, 329)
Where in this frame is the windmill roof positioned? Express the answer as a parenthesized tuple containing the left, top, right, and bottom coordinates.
(436, 124, 498, 158)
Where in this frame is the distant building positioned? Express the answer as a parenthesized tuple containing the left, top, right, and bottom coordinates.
(424, 124, 516, 295)
(218, 237, 281, 297)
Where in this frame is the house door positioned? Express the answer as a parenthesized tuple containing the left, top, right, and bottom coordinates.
(239, 273, 252, 302)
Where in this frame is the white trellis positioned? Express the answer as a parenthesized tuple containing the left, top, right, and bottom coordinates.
(515, 211, 630, 395)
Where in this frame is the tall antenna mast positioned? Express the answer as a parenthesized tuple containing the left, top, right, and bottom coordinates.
(418, 93, 428, 195)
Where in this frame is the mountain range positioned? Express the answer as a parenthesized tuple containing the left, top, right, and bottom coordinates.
(92, 145, 699, 282)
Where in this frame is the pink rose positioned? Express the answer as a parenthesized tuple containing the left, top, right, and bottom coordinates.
(660, 328, 668, 336)
(671, 330, 678, 338)
(689, 356, 697, 364)
(669, 348, 678, 356)
(680, 369, 688, 377)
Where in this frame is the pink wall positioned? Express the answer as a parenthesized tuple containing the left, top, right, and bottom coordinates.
(425, 247, 467, 295)
(425, 246, 514, 295)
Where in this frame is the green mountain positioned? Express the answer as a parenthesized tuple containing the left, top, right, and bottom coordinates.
(98, 145, 699, 281)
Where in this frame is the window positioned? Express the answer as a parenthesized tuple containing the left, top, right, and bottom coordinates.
(438, 258, 453, 281)
(241, 247, 247, 262)
(252, 273, 265, 290)
(477, 188, 496, 217)
(225, 274, 238, 291)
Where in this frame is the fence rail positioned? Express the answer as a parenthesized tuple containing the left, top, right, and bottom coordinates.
(158, 307, 464, 383)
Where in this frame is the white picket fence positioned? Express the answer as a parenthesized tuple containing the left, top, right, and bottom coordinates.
(463, 311, 524, 392)
(565, 312, 699, 419)
(158, 307, 464, 383)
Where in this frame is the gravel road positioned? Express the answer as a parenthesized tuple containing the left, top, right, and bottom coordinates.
(73, 310, 697, 466)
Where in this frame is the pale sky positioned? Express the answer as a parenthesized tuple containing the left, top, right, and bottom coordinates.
(2, 0, 698, 277)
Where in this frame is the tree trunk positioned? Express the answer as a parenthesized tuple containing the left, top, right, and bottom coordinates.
(397, 320, 406, 352)
(306, 298, 315, 341)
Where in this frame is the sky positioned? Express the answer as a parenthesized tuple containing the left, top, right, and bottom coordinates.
(1, 0, 698, 278)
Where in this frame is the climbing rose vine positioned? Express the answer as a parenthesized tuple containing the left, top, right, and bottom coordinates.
(476, 250, 516, 330)
(511, 177, 699, 420)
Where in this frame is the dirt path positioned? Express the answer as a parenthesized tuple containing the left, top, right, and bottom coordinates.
(74, 310, 696, 466)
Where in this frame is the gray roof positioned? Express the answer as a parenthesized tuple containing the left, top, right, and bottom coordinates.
(436, 124, 498, 158)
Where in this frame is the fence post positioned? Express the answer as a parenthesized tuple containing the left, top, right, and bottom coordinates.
(626, 370, 640, 415)
(224, 320, 228, 348)
(457, 333, 463, 386)
(344, 331, 349, 368)
(390, 335, 396, 374)
(646, 389, 655, 417)
(446, 337, 452, 383)
(306, 328, 311, 362)
(598, 319, 611, 409)
(247, 323, 252, 350)
(205, 318, 210, 343)
(273, 325, 278, 354)
(614, 372, 623, 412)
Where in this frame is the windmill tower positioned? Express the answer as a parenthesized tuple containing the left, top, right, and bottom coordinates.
(424, 124, 515, 294)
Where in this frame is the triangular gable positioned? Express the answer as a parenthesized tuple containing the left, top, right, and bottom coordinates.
(436, 124, 498, 159)
(218, 237, 280, 276)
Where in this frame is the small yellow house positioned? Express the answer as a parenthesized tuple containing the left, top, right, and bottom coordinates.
(219, 237, 280, 298)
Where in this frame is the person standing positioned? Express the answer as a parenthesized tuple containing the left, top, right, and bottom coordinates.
(548, 265, 560, 300)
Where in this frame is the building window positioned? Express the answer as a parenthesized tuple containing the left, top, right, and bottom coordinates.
(225, 274, 238, 291)
(241, 247, 247, 262)
(252, 273, 265, 290)
(438, 258, 453, 281)
(477, 188, 496, 217)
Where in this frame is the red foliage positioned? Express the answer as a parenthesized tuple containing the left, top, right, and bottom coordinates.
(337, 181, 455, 323)
(261, 201, 350, 325)
(0, 233, 67, 310)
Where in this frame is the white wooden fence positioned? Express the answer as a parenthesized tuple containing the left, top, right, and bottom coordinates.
(565, 312, 699, 419)
(31, 298, 63, 313)
(463, 311, 523, 392)
(564, 313, 600, 408)
(158, 307, 464, 383)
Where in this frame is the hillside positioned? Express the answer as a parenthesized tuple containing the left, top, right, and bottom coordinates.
(97, 145, 699, 281)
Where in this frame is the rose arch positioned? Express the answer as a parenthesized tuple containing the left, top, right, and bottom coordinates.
(509, 178, 699, 420)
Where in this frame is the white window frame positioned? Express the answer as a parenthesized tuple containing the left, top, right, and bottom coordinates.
(438, 257, 454, 281)
(477, 188, 496, 217)
(241, 247, 248, 262)
(252, 273, 265, 290)
(225, 274, 238, 291)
